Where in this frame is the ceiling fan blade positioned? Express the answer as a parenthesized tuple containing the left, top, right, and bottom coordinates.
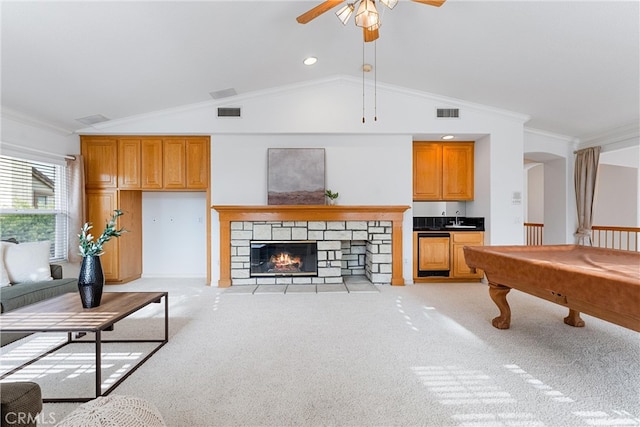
(296, 0, 345, 24)
(363, 27, 379, 43)
(411, 0, 447, 7)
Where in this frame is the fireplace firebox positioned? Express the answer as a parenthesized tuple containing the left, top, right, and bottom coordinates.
(250, 241, 318, 277)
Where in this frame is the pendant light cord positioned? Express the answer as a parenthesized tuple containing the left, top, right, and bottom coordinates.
(374, 39, 377, 122)
(362, 38, 366, 124)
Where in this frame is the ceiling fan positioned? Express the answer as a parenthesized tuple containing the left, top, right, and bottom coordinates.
(296, 0, 446, 42)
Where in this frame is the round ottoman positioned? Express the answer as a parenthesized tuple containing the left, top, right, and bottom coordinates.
(0, 382, 42, 427)
(57, 395, 165, 427)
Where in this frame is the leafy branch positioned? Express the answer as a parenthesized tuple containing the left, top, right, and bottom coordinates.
(325, 190, 339, 200)
(79, 210, 127, 257)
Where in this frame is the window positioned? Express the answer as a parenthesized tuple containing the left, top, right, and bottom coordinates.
(0, 155, 69, 261)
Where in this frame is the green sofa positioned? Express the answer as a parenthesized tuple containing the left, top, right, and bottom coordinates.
(1, 264, 77, 346)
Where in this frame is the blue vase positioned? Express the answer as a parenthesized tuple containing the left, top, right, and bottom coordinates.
(78, 256, 104, 308)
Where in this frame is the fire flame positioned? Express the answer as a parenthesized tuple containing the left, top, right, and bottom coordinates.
(270, 252, 303, 272)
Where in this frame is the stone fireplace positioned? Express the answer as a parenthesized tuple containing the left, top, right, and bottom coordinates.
(213, 205, 410, 287)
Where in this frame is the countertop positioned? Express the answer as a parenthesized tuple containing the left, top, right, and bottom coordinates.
(413, 216, 485, 232)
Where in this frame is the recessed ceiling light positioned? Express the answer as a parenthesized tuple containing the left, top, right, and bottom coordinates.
(303, 56, 317, 66)
(442, 135, 455, 140)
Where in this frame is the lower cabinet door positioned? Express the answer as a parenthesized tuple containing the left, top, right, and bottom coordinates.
(418, 237, 450, 271)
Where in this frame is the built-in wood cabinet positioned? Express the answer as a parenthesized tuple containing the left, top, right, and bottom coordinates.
(161, 137, 210, 190)
(117, 138, 141, 189)
(80, 135, 210, 283)
(185, 138, 210, 189)
(141, 139, 163, 189)
(414, 234, 450, 273)
(413, 231, 484, 282)
(82, 137, 118, 188)
(82, 135, 208, 191)
(413, 141, 474, 201)
(163, 138, 186, 189)
(413, 143, 443, 200)
(85, 189, 142, 283)
(451, 232, 484, 279)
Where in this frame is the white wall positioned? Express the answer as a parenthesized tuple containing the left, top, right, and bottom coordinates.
(600, 144, 640, 226)
(142, 192, 207, 278)
(593, 164, 638, 227)
(210, 134, 412, 205)
(526, 164, 544, 223)
(210, 133, 415, 283)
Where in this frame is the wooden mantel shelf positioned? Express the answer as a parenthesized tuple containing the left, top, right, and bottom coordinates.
(212, 205, 410, 287)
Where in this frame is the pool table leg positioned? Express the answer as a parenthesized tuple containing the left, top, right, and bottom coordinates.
(564, 309, 585, 327)
(489, 283, 511, 329)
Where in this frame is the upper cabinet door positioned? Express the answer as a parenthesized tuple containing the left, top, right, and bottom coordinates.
(163, 139, 186, 189)
(81, 137, 118, 188)
(185, 138, 209, 189)
(117, 138, 141, 189)
(141, 139, 163, 189)
(413, 142, 442, 201)
(442, 142, 474, 200)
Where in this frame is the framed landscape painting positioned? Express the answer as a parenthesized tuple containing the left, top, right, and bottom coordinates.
(268, 148, 325, 205)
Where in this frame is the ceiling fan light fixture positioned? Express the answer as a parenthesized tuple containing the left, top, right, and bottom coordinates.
(355, 0, 379, 29)
(379, 0, 398, 9)
(335, 3, 355, 25)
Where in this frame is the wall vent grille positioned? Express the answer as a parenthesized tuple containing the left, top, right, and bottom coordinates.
(436, 108, 460, 118)
(217, 107, 241, 117)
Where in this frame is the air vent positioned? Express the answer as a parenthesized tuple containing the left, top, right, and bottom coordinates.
(436, 108, 460, 118)
(210, 88, 237, 99)
(217, 107, 241, 118)
(75, 114, 110, 125)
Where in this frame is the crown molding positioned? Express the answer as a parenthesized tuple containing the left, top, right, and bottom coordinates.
(524, 127, 577, 143)
(577, 122, 640, 151)
(1, 107, 74, 136)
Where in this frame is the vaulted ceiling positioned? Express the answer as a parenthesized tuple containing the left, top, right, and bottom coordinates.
(2, 1, 638, 140)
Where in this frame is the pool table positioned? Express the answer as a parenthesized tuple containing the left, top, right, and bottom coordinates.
(462, 244, 640, 332)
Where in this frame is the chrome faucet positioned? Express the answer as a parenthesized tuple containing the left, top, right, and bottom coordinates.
(455, 210, 460, 225)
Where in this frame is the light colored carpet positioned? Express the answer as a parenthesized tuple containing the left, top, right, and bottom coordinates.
(1, 278, 638, 426)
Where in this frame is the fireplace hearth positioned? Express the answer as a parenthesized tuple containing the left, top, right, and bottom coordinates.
(250, 241, 318, 277)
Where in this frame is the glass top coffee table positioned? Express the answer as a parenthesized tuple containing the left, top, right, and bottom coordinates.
(0, 291, 168, 402)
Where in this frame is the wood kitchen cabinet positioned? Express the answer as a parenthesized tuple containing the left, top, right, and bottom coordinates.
(413, 141, 474, 201)
(413, 231, 484, 282)
(85, 189, 142, 283)
(413, 232, 450, 276)
(413, 143, 442, 200)
(82, 137, 118, 188)
(451, 232, 484, 279)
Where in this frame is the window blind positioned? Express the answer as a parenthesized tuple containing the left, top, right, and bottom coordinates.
(0, 155, 69, 261)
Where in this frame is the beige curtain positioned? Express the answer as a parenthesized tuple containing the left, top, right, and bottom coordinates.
(66, 154, 86, 263)
(574, 146, 601, 245)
